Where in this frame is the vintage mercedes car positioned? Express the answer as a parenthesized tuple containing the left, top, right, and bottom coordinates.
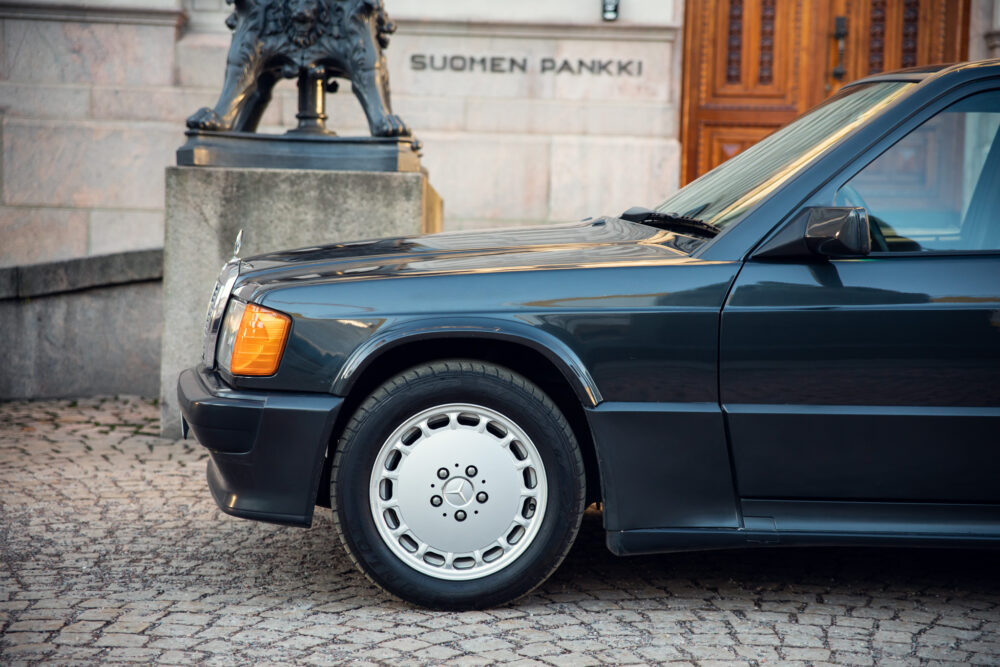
(179, 61, 1000, 609)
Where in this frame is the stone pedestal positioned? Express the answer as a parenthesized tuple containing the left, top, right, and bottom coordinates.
(160, 166, 443, 438)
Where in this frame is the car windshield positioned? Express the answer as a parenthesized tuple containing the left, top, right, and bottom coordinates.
(656, 81, 914, 231)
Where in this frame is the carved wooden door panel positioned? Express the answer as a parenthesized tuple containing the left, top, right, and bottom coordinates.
(680, 0, 970, 185)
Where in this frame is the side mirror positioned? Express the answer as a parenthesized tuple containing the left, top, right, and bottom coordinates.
(755, 207, 871, 259)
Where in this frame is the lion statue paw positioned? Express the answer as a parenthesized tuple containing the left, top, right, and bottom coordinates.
(373, 114, 411, 138)
(186, 108, 228, 132)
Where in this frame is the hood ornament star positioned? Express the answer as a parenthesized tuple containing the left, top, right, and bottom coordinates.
(231, 229, 244, 260)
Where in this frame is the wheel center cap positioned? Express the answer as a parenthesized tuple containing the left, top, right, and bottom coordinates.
(443, 477, 474, 507)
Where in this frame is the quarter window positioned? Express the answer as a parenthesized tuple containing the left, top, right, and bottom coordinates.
(836, 90, 1000, 252)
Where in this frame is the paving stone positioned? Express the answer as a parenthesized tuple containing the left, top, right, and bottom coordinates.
(157, 649, 207, 664)
(734, 644, 780, 662)
(686, 644, 737, 659)
(3, 632, 53, 644)
(784, 647, 833, 661)
(151, 623, 204, 637)
(299, 624, 351, 639)
(543, 652, 602, 667)
(415, 645, 462, 660)
(63, 620, 105, 633)
(95, 633, 150, 648)
(149, 637, 202, 650)
(382, 637, 431, 651)
(2, 643, 55, 656)
(275, 635, 326, 650)
(160, 612, 213, 626)
(6, 620, 63, 632)
(104, 647, 162, 661)
(47, 645, 103, 660)
(2, 397, 1000, 666)
(50, 632, 95, 645)
(833, 651, 875, 665)
(77, 608, 122, 622)
(103, 620, 152, 634)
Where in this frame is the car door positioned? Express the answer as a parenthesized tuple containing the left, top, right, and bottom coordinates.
(720, 86, 1000, 504)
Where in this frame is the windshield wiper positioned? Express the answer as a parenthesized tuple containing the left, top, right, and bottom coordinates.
(619, 207, 719, 238)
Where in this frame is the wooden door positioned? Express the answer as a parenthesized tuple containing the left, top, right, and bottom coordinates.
(680, 0, 970, 185)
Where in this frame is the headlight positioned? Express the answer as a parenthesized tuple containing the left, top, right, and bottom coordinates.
(215, 299, 245, 373)
(216, 300, 291, 376)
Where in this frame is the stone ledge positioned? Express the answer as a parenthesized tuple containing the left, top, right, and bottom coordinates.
(0, 249, 163, 301)
(394, 19, 682, 42)
(0, 1, 184, 27)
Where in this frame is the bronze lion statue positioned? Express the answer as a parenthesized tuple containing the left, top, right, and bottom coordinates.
(187, 0, 409, 138)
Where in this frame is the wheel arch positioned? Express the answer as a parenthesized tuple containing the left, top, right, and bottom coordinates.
(332, 322, 602, 407)
(316, 324, 605, 508)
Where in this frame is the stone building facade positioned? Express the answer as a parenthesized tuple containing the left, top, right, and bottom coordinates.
(3, 0, 999, 270)
(0, 0, 682, 268)
(972, 0, 1000, 60)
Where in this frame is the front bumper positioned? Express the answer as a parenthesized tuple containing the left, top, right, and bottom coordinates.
(177, 366, 343, 526)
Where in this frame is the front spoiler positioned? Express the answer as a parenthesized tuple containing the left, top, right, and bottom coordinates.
(177, 366, 344, 527)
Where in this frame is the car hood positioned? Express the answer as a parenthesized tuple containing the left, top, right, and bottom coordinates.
(236, 218, 703, 290)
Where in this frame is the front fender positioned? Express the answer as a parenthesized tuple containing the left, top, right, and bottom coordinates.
(330, 317, 603, 407)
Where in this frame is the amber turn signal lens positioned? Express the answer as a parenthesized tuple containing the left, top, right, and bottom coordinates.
(229, 303, 291, 376)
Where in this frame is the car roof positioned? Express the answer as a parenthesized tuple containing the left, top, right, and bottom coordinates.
(846, 58, 1000, 87)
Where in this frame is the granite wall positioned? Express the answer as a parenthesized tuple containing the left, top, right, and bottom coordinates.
(0, 250, 163, 399)
(0, 0, 683, 269)
(0, 1, 185, 268)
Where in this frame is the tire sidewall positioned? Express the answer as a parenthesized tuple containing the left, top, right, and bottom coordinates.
(335, 364, 583, 609)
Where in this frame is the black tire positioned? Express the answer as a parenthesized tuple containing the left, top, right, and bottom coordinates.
(331, 359, 586, 610)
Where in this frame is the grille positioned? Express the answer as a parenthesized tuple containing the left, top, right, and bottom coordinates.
(201, 260, 240, 368)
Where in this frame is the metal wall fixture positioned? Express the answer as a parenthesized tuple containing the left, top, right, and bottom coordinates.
(832, 15, 849, 81)
(602, 0, 620, 21)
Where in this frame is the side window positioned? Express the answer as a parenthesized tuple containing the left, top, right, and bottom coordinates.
(836, 90, 1000, 252)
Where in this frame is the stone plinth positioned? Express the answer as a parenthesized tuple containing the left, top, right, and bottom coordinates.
(177, 132, 422, 172)
(160, 166, 443, 437)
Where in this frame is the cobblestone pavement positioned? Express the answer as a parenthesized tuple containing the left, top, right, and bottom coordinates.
(2, 397, 999, 666)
